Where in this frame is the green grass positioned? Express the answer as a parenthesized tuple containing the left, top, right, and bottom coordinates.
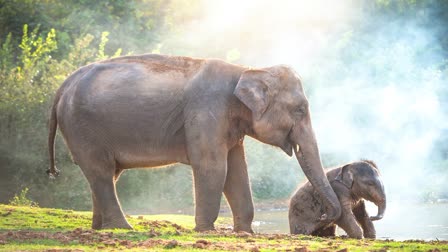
(0, 204, 446, 251)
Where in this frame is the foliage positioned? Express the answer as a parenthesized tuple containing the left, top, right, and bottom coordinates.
(8, 188, 39, 207)
(0, 0, 447, 213)
(1, 204, 446, 251)
(0, 22, 129, 211)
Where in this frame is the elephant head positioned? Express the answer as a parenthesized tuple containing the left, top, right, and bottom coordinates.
(234, 65, 341, 223)
(336, 160, 386, 221)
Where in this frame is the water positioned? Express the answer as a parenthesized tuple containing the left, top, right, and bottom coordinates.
(249, 202, 448, 240)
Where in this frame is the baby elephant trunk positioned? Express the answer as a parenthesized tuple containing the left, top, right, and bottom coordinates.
(370, 197, 386, 221)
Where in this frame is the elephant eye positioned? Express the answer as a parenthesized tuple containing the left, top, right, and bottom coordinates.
(295, 106, 306, 115)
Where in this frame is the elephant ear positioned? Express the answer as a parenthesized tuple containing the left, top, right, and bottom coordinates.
(336, 164, 354, 189)
(234, 69, 271, 120)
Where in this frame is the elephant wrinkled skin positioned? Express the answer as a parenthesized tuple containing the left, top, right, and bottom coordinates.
(289, 160, 386, 239)
(48, 54, 341, 231)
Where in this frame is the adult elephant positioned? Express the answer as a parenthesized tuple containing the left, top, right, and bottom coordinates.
(47, 54, 341, 232)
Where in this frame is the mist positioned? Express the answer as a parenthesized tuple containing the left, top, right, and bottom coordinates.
(127, 0, 448, 238)
(310, 23, 448, 202)
(2, 0, 447, 242)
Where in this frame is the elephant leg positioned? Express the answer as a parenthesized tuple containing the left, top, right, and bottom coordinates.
(90, 167, 125, 230)
(353, 200, 376, 239)
(90, 176, 131, 229)
(190, 155, 227, 231)
(336, 199, 363, 239)
(91, 194, 102, 230)
(90, 168, 125, 230)
(186, 115, 229, 232)
(79, 153, 132, 230)
(337, 215, 363, 239)
(223, 143, 254, 233)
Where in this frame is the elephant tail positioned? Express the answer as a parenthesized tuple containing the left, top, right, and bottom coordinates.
(47, 89, 61, 179)
(47, 65, 94, 179)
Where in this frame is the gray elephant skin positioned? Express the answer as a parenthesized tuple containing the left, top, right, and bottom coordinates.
(48, 54, 341, 232)
(289, 160, 386, 239)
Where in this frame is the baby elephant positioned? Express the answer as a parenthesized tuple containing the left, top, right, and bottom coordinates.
(289, 160, 386, 239)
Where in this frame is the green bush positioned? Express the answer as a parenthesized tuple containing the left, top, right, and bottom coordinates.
(9, 188, 39, 207)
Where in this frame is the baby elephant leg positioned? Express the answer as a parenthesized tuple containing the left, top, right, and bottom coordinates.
(336, 199, 363, 239)
(337, 215, 363, 239)
(353, 200, 376, 239)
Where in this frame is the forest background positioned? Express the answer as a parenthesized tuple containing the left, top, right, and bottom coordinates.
(1, 0, 447, 213)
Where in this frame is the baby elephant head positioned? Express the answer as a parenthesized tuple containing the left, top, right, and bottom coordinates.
(336, 160, 386, 221)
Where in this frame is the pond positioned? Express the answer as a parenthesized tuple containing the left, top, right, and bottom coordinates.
(248, 202, 448, 240)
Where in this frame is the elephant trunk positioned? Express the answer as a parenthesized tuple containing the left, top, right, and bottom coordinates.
(370, 197, 386, 221)
(292, 119, 341, 225)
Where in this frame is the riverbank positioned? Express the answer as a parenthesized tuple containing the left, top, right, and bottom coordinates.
(0, 204, 446, 251)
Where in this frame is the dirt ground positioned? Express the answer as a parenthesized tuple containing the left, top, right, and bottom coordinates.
(0, 228, 314, 251)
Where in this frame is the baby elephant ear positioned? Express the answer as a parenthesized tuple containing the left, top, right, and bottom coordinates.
(234, 69, 270, 120)
(336, 164, 354, 188)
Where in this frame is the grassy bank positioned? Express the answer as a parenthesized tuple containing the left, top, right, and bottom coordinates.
(0, 204, 446, 251)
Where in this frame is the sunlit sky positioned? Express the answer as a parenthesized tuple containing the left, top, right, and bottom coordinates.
(177, 0, 358, 66)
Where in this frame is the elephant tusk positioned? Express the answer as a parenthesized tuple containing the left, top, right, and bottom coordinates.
(293, 144, 300, 154)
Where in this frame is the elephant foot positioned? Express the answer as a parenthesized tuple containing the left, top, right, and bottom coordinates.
(234, 224, 254, 233)
(91, 221, 102, 230)
(101, 218, 133, 230)
(350, 234, 363, 239)
(364, 232, 376, 239)
(194, 224, 215, 232)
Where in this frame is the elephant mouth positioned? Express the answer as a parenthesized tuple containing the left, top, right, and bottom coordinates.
(280, 127, 298, 157)
(280, 139, 301, 157)
(280, 141, 294, 156)
(281, 124, 303, 157)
